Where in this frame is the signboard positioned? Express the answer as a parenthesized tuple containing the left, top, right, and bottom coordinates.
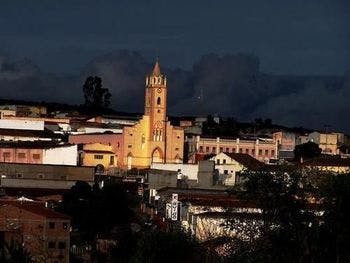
(171, 194, 179, 221)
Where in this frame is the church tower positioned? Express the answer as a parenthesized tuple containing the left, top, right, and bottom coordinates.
(144, 61, 167, 142)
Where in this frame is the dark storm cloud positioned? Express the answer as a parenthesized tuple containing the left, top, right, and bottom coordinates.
(0, 0, 349, 74)
(0, 1, 350, 132)
(1, 50, 349, 133)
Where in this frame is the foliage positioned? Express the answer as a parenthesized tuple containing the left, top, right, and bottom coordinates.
(294, 142, 322, 161)
(202, 115, 239, 137)
(128, 230, 210, 263)
(83, 76, 111, 109)
(228, 167, 350, 263)
(0, 241, 32, 263)
(57, 181, 138, 241)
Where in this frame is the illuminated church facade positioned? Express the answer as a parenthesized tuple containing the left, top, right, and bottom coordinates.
(115, 61, 184, 169)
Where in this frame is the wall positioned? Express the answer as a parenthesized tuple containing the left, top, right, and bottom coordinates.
(0, 163, 95, 183)
(0, 203, 70, 262)
(151, 163, 199, 180)
(0, 119, 44, 130)
(187, 136, 277, 163)
(82, 143, 117, 169)
(0, 148, 43, 164)
(43, 145, 78, 166)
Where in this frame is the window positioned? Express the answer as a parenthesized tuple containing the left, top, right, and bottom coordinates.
(157, 97, 161, 105)
(265, 150, 268, 156)
(48, 241, 56, 249)
(271, 150, 275, 156)
(128, 145, 132, 148)
(239, 148, 243, 153)
(252, 149, 255, 155)
(224, 170, 228, 175)
(37, 174, 44, 179)
(245, 149, 249, 154)
(199, 146, 203, 152)
(63, 222, 68, 230)
(109, 156, 114, 165)
(212, 147, 216, 153)
(232, 148, 236, 153)
(129, 133, 133, 136)
(226, 148, 229, 152)
(219, 147, 223, 152)
(157, 109, 161, 113)
(18, 153, 26, 158)
(49, 222, 55, 229)
(223, 159, 226, 164)
(206, 147, 210, 152)
(175, 148, 179, 151)
(16, 173, 22, 178)
(33, 154, 40, 159)
(94, 155, 103, 160)
(58, 242, 66, 249)
(216, 159, 220, 165)
(259, 149, 262, 156)
(3, 152, 10, 158)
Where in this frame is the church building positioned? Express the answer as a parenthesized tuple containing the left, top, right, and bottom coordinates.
(115, 61, 184, 169)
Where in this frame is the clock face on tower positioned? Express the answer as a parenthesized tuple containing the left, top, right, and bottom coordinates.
(157, 88, 162, 93)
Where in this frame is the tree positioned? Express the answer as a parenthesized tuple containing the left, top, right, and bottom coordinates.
(294, 142, 322, 161)
(0, 241, 32, 263)
(83, 76, 111, 109)
(227, 167, 350, 263)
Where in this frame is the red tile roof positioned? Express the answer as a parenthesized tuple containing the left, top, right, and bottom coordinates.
(223, 153, 265, 169)
(0, 201, 70, 220)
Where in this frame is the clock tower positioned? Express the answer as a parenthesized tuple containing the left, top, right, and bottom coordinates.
(144, 60, 167, 142)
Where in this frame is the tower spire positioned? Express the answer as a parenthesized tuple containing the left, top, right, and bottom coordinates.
(152, 59, 161, 76)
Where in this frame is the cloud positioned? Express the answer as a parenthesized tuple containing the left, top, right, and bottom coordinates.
(0, 50, 349, 133)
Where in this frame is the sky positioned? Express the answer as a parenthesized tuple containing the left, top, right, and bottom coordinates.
(0, 0, 350, 133)
(0, 0, 349, 75)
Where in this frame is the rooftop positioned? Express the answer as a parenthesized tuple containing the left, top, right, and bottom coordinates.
(0, 200, 70, 220)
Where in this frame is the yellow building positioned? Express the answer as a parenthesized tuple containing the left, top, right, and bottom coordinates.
(81, 143, 117, 172)
(116, 61, 184, 169)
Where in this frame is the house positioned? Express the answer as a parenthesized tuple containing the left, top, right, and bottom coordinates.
(0, 141, 78, 166)
(186, 136, 277, 164)
(210, 152, 265, 185)
(0, 200, 70, 262)
(79, 143, 117, 173)
(0, 163, 95, 192)
(302, 156, 350, 173)
(308, 132, 339, 155)
(273, 131, 296, 160)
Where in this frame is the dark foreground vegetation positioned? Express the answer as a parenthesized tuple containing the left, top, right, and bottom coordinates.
(2, 167, 348, 263)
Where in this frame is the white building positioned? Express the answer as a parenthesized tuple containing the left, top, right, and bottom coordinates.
(210, 152, 264, 185)
(0, 119, 44, 130)
(43, 144, 78, 166)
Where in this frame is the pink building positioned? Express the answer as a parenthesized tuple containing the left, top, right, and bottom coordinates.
(0, 141, 77, 165)
(186, 136, 278, 163)
(69, 133, 122, 153)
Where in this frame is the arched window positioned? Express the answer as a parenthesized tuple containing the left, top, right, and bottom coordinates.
(157, 97, 161, 105)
